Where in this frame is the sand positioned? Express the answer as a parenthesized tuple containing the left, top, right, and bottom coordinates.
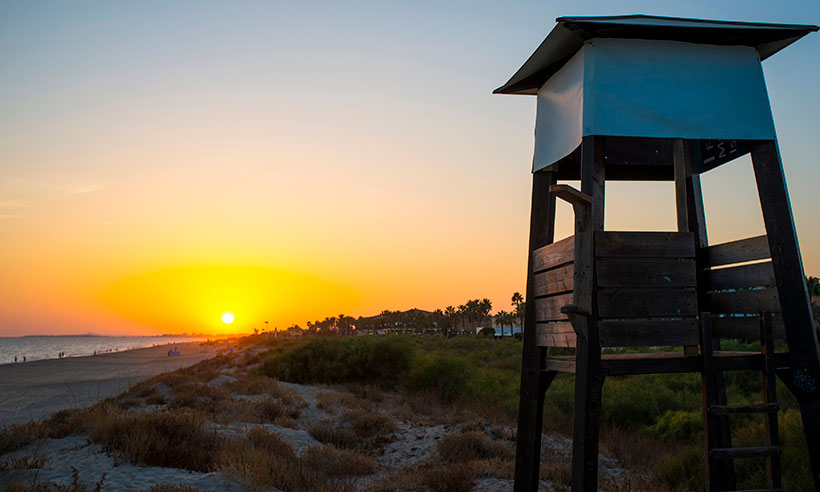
(0, 342, 223, 427)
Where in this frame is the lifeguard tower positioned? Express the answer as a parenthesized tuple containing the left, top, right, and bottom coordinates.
(495, 15, 820, 491)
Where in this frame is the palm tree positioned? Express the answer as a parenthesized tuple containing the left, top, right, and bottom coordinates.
(512, 292, 525, 334)
(444, 306, 456, 337)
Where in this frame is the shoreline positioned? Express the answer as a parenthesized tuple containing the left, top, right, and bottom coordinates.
(0, 336, 216, 367)
(0, 341, 225, 427)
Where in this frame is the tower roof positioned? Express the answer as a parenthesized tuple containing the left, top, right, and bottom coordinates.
(494, 15, 818, 95)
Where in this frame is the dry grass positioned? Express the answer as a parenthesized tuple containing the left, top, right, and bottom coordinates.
(302, 444, 378, 476)
(0, 421, 47, 455)
(344, 409, 399, 438)
(316, 392, 366, 413)
(436, 431, 512, 463)
(0, 453, 51, 472)
(417, 464, 477, 492)
(81, 403, 223, 472)
(225, 375, 286, 397)
(139, 486, 210, 492)
(309, 422, 360, 449)
(0, 468, 106, 492)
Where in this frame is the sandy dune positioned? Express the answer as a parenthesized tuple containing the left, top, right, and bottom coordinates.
(0, 342, 222, 427)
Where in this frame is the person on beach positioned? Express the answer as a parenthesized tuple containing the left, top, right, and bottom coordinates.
(23, 356, 26, 362)
(13, 356, 17, 363)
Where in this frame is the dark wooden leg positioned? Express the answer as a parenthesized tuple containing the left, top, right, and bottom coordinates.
(751, 140, 820, 490)
(568, 136, 605, 492)
(514, 170, 557, 492)
(571, 338, 604, 492)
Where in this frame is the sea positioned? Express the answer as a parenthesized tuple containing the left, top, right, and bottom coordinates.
(0, 335, 206, 365)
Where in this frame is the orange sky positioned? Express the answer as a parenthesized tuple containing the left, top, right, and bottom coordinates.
(2, 2, 819, 336)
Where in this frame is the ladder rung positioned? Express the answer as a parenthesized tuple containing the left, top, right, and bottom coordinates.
(709, 403, 779, 415)
(709, 446, 781, 459)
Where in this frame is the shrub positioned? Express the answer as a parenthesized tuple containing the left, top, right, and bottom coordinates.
(260, 336, 413, 385)
(83, 404, 223, 472)
(0, 421, 47, 455)
(344, 409, 399, 437)
(405, 355, 469, 403)
(308, 422, 359, 449)
(436, 431, 511, 463)
(302, 445, 378, 476)
(418, 464, 476, 492)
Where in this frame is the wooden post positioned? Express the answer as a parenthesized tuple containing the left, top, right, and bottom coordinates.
(678, 140, 737, 488)
(751, 140, 820, 490)
(514, 170, 557, 492)
(571, 136, 605, 492)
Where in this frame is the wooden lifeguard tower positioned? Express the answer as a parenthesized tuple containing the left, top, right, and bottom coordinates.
(494, 15, 820, 491)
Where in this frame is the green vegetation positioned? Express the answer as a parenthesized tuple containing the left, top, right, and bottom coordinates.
(257, 334, 813, 490)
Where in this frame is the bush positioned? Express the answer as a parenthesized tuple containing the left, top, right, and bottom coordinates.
(436, 431, 511, 463)
(261, 336, 413, 385)
(83, 404, 223, 472)
(405, 355, 469, 403)
(301, 445, 378, 476)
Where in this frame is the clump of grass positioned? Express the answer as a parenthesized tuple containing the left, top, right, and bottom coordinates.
(301, 444, 378, 477)
(2, 468, 106, 492)
(83, 403, 223, 472)
(0, 453, 51, 471)
(140, 486, 209, 492)
(436, 431, 511, 463)
(344, 409, 398, 438)
(315, 392, 365, 413)
(418, 464, 477, 492)
(308, 422, 359, 449)
(168, 383, 229, 413)
(0, 421, 47, 455)
(226, 376, 285, 397)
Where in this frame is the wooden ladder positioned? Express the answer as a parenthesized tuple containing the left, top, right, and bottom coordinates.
(701, 312, 782, 492)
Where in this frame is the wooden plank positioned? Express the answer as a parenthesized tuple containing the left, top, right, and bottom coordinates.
(597, 289, 697, 318)
(712, 315, 786, 340)
(534, 293, 572, 321)
(705, 235, 770, 267)
(543, 358, 576, 374)
(534, 264, 573, 297)
(710, 288, 781, 314)
(535, 322, 576, 347)
(532, 236, 574, 273)
(595, 231, 695, 258)
(535, 332, 576, 348)
(596, 258, 696, 288)
(601, 351, 700, 375)
(708, 261, 776, 290)
(599, 318, 699, 347)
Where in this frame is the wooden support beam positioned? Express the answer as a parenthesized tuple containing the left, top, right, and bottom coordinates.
(514, 170, 557, 492)
(751, 140, 820, 490)
(570, 135, 604, 492)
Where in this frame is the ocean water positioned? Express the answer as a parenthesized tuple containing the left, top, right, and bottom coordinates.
(0, 335, 206, 365)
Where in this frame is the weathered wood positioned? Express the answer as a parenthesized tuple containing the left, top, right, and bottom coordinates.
(595, 231, 696, 258)
(709, 288, 781, 314)
(705, 234, 770, 267)
(596, 258, 696, 288)
(712, 314, 785, 340)
(534, 264, 574, 297)
(571, 135, 604, 492)
(544, 358, 576, 373)
(532, 236, 574, 273)
(550, 184, 592, 205)
(681, 141, 708, 358)
(535, 294, 573, 321)
(597, 289, 697, 318)
(707, 261, 776, 290)
(674, 139, 690, 232)
(761, 313, 783, 490)
(536, 322, 577, 347)
(535, 332, 577, 348)
(752, 140, 820, 491)
(515, 170, 557, 492)
(599, 318, 699, 347)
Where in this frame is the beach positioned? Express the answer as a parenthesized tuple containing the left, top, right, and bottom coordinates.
(0, 341, 223, 427)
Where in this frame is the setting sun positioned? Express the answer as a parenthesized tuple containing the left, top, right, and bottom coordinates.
(221, 312, 235, 325)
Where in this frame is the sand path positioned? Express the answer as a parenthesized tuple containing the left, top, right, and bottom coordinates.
(0, 342, 222, 427)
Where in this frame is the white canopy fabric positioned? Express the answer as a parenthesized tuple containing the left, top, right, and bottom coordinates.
(533, 38, 777, 171)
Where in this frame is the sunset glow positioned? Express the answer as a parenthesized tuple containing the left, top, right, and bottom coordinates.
(221, 312, 235, 325)
(1, 1, 818, 337)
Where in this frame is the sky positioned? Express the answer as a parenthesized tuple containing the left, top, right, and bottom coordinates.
(1, 0, 819, 336)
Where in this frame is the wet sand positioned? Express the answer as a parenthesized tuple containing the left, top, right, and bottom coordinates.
(0, 342, 223, 427)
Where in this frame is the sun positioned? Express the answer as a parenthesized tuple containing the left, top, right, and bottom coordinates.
(221, 311, 235, 325)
